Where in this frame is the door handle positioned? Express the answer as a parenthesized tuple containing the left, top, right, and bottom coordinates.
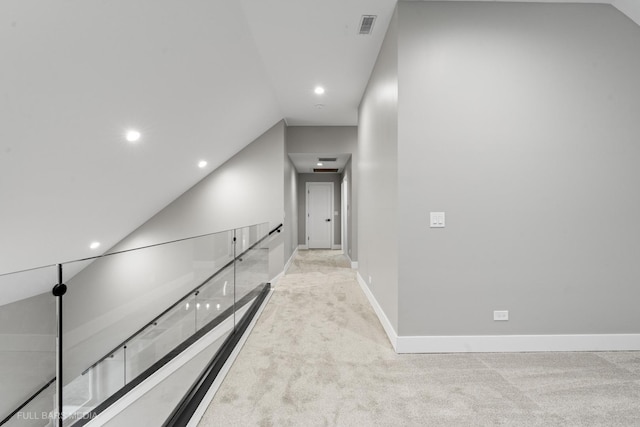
(325, 219, 331, 222)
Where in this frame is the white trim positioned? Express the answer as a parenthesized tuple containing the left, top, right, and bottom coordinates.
(331, 244, 341, 250)
(298, 244, 308, 250)
(270, 247, 298, 285)
(345, 253, 358, 269)
(396, 334, 640, 354)
(356, 272, 398, 351)
(186, 288, 273, 427)
(356, 274, 640, 354)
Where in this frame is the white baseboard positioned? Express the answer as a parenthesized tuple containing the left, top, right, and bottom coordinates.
(356, 273, 640, 354)
(298, 244, 308, 250)
(345, 253, 358, 269)
(396, 334, 640, 354)
(356, 272, 398, 351)
(271, 247, 298, 285)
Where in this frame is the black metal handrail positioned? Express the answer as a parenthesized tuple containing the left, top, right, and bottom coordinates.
(84, 223, 282, 372)
(162, 283, 271, 427)
(72, 283, 270, 427)
(0, 223, 283, 426)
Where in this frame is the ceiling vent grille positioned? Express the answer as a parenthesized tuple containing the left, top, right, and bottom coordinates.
(314, 168, 339, 173)
(318, 157, 337, 162)
(358, 15, 377, 35)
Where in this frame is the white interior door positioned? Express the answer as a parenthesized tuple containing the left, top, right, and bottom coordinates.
(307, 182, 333, 249)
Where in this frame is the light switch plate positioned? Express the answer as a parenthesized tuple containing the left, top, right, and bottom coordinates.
(430, 212, 445, 228)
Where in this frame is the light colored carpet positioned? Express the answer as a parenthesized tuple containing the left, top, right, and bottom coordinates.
(198, 250, 640, 426)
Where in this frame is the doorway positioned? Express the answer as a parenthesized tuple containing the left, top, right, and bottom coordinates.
(306, 182, 333, 249)
(341, 176, 348, 256)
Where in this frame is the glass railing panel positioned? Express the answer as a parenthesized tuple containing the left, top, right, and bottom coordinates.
(102, 327, 233, 427)
(234, 223, 269, 324)
(125, 293, 197, 381)
(1, 380, 56, 427)
(59, 229, 234, 423)
(195, 265, 235, 331)
(0, 265, 57, 426)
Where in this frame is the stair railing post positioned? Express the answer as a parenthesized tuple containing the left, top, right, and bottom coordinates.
(52, 264, 67, 427)
(233, 231, 237, 331)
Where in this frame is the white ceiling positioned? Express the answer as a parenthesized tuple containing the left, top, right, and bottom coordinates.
(1, 0, 638, 275)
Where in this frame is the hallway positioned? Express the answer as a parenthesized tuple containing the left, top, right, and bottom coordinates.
(199, 250, 640, 426)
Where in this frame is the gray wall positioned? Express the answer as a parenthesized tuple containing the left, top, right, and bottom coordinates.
(342, 158, 354, 262)
(61, 120, 287, 381)
(287, 126, 358, 259)
(357, 9, 399, 331)
(284, 135, 299, 262)
(391, 2, 640, 336)
(297, 173, 342, 247)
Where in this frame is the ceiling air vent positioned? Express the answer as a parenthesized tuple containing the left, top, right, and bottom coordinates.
(318, 157, 337, 162)
(358, 15, 377, 35)
(314, 168, 339, 173)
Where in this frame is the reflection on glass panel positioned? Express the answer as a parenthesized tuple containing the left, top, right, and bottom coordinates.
(126, 294, 197, 381)
(59, 346, 125, 425)
(195, 266, 235, 331)
(0, 224, 272, 425)
(0, 265, 56, 426)
(2, 379, 56, 427)
(234, 224, 269, 326)
(58, 229, 235, 422)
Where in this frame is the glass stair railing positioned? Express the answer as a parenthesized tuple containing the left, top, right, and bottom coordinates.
(0, 222, 278, 427)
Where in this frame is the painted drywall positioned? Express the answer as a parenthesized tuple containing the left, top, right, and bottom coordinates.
(296, 174, 342, 247)
(395, 2, 640, 336)
(342, 158, 355, 262)
(283, 136, 299, 263)
(357, 9, 399, 332)
(287, 126, 358, 260)
(59, 121, 286, 382)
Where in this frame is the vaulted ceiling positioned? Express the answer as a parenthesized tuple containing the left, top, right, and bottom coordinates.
(1, 0, 638, 274)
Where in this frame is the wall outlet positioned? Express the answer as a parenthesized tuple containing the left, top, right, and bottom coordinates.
(368, 275, 372, 285)
(494, 310, 509, 321)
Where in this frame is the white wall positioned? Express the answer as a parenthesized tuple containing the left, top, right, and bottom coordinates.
(357, 9, 399, 332)
(393, 2, 640, 338)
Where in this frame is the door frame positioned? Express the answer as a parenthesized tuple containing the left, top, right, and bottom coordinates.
(306, 182, 334, 249)
(341, 176, 348, 256)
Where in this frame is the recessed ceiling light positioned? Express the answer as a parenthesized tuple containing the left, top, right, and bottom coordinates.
(314, 86, 325, 95)
(198, 160, 208, 168)
(317, 162, 323, 166)
(89, 241, 101, 250)
(125, 130, 141, 142)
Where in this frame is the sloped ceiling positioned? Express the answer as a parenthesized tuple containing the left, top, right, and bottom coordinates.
(1, 0, 638, 274)
(0, 0, 283, 273)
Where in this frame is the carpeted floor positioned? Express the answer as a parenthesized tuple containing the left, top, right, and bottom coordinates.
(198, 250, 640, 426)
